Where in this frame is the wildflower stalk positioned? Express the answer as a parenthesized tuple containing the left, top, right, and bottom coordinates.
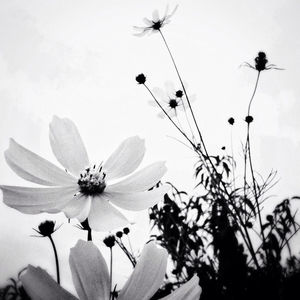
(48, 235, 60, 285)
(158, 30, 205, 149)
(109, 247, 113, 300)
(244, 71, 267, 256)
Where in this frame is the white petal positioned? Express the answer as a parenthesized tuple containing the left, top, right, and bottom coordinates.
(143, 17, 153, 26)
(49, 116, 89, 176)
(0, 185, 78, 214)
(148, 100, 158, 107)
(158, 110, 167, 119)
(152, 87, 167, 100)
(103, 136, 145, 181)
(161, 275, 202, 300)
(118, 241, 168, 300)
(106, 161, 167, 193)
(169, 5, 179, 18)
(62, 194, 91, 222)
(88, 195, 129, 231)
(5, 138, 76, 186)
(106, 185, 170, 211)
(69, 240, 110, 300)
(20, 265, 77, 300)
(164, 81, 176, 96)
(152, 9, 160, 22)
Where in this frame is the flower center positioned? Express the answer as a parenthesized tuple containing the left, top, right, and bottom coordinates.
(78, 165, 106, 196)
(152, 21, 162, 30)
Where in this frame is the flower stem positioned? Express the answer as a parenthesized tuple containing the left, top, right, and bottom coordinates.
(48, 235, 60, 285)
(158, 30, 206, 150)
(109, 247, 113, 300)
(87, 228, 92, 241)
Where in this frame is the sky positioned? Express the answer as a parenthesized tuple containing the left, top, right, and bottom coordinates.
(0, 0, 300, 295)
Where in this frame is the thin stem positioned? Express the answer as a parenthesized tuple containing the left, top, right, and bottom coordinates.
(180, 97, 196, 143)
(48, 235, 60, 285)
(115, 239, 136, 267)
(158, 29, 204, 146)
(126, 235, 134, 256)
(109, 247, 113, 300)
(247, 71, 260, 116)
(244, 71, 267, 255)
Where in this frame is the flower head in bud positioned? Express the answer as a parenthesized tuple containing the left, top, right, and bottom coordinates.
(136, 73, 146, 84)
(245, 115, 254, 123)
(242, 51, 283, 72)
(116, 231, 123, 238)
(175, 90, 183, 98)
(33, 220, 59, 237)
(103, 235, 116, 248)
(228, 117, 235, 125)
(123, 227, 130, 235)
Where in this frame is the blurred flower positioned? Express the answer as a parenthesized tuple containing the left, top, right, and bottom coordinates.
(0, 116, 169, 231)
(20, 240, 202, 300)
(33, 220, 59, 237)
(149, 81, 196, 119)
(134, 5, 178, 37)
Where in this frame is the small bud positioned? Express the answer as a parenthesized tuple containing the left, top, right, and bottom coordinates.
(228, 117, 235, 125)
(266, 215, 274, 223)
(175, 90, 183, 98)
(116, 231, 123, 238)
(245, 115, 254, 123)
(221, 146, 226, 150)
(103, 235, 116, 248)
(246, 221, 253, 228)
(135, 73, 146, 84)
(123, 227, 130, 235)
(149, 213, 156, 220)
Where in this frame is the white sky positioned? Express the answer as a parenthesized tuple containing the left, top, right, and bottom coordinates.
(0, 0, 300, 294)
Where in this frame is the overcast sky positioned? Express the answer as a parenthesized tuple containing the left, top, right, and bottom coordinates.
(1, 0, 300, 294)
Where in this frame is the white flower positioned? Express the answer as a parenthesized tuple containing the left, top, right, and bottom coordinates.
(134, 5, 178, 37)
(0, 116, 169, 231)
(149, 82, 196, 119)
(21, 240, 202, 300)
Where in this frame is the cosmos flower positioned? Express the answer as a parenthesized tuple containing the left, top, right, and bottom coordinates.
(149, 82, 196, 119)
(0, 116, 168, 231)
(21, 240, 202, 300)
(134, 5, 178, 37)
(243, 51, 283, 72)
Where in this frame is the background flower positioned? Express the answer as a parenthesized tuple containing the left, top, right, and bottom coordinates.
(21, 240, 202, 300)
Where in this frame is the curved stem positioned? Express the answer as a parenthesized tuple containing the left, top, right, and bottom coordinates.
(247, 71, 260, 116)
(48, 235, 60, 285)
(158, 30, 204, 145)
